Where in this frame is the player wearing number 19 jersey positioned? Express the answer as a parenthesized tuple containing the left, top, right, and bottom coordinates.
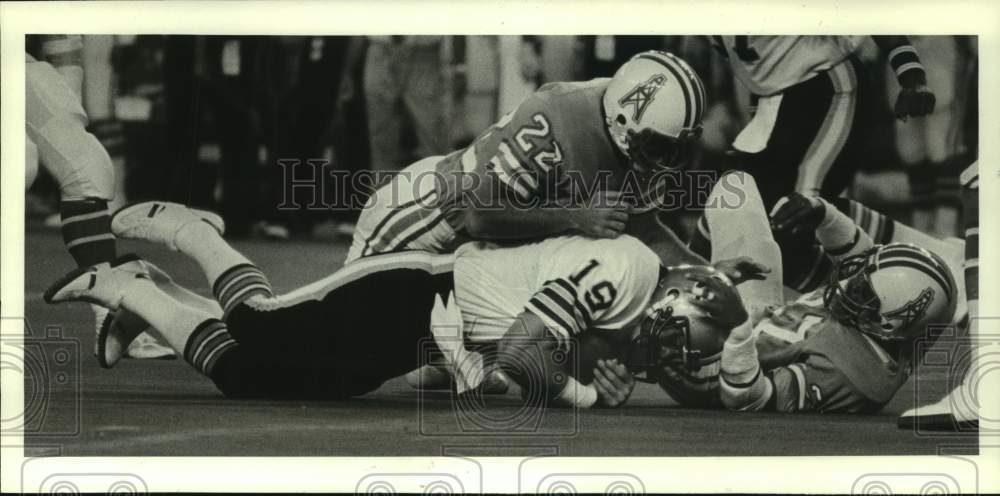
(346, 50, 706, 263)
(50, 200, 661, 407)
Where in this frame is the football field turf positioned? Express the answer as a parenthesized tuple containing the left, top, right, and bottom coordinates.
(20, 229, 976, 457)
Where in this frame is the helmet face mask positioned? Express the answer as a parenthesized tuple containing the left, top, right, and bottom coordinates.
(630, 305, 703, 383)
(629, 266, 731, 381)
(625, 126, 700, 174)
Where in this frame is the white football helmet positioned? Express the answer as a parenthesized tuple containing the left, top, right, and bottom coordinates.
(603, 50, 706, 174)
(824, 243, 957, 342)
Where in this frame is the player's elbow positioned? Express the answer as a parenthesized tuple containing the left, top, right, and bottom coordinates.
(463, 208, 494, 238)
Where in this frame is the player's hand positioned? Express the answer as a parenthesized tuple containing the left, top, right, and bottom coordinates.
(894, 84, 936, 120)
(569, 190, 631, 239)
(685, 271, 749, 328)
(593, 359, 635, 408)
(712, 256, 770, 285)
(769, 192, 825, 235)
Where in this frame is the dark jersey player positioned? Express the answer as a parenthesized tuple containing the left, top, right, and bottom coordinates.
(346, 50, 707, 263)
(633, 175, 957, 413)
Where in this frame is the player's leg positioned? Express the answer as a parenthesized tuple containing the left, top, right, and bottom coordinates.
(898, 162, 979, 430)
(112, 201, 268, 317)
(26, 58, 176, 359)
(45, 256, 348, 399)
(346, 155, 456, 263)
(222, 249, 456, 397)
(702, 171, 784, 318)
(27, 59, 116, 271)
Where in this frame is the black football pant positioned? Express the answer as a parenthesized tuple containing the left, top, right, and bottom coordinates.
(204, 261, 453, 400)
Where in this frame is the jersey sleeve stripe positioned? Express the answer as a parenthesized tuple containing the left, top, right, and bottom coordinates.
(537, 288, 586, 332)
(497, 141, 540, 190)
(788, 363, 807, 410)
(490, 156, 531, 199)
(548, 278, 594, 328)
(526, 299, 576, 339)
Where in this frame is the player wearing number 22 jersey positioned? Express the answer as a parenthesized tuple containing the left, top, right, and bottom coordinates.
(347, 50, 706, 263)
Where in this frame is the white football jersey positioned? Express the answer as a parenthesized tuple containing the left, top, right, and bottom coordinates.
(452, 235, 661, 347)
(712, 35, 865, 96)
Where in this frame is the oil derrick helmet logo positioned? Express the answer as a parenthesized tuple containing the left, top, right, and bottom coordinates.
(618, 74, 668, 124)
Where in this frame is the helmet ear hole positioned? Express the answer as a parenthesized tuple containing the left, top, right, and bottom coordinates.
(616, 114, 627, 125)
(881, 322, 895, 331)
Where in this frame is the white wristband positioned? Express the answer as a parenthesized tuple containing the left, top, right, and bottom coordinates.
(555, 376, 598, 408)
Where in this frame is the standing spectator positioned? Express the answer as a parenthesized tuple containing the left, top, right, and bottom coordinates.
(202, 35, 265, 237)
(340, 36, 448, 174)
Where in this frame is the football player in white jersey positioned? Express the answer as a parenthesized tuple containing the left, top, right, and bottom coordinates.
(44, 200, 759, 407)
(26, 35, 175, 360)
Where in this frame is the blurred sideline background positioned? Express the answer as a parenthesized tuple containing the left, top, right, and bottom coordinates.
(25, 35, 978, 242)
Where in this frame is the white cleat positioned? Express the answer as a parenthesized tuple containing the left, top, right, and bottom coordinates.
(96, 307, 148, 368)
(94, 260, 179, 368)
(44, 254, 151, 310)
(898, 384, 979, 431)
(111, 201, 225, 250)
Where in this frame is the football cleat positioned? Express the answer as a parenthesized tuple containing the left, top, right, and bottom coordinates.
(96, 308, 151, 368)
(111, 201, 225, 250)
(44, 254, 151, 310)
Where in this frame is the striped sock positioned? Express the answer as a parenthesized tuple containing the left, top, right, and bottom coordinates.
(212, 264, 274, 317)
(184, 319, 238, 376)
(60, 198, 116, 267)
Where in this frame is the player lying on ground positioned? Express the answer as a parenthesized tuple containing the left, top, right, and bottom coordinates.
(625, 174, 958, 413)
(347, 50, 707, 266)
(44, 201, 757, 405)
(26, 35, 174, 359)
(351, 50, 712, 391)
